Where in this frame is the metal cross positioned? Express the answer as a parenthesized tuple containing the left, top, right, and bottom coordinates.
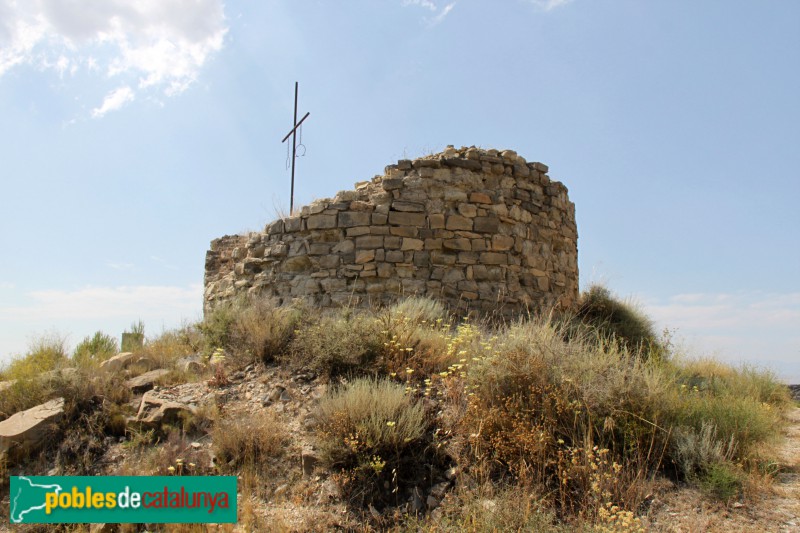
(281, 81, 310, 215)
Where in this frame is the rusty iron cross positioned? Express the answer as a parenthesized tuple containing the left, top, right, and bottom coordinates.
(281, 81, 310, 215)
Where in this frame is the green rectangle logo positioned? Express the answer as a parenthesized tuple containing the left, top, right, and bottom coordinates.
(10, 476, 237, 524)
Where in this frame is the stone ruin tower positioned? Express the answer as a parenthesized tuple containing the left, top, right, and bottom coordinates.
(204, 146, 578, 318)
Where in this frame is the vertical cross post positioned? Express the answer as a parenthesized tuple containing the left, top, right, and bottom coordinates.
(281, 82, 310, 215)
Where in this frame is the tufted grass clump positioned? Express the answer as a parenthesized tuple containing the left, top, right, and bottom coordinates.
(200, 296, 302, 367)
(213, 411, 288, 469)
(315, 377, 428, 507)
(287, 310, 382, 376)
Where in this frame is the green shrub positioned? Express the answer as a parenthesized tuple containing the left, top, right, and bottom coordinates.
(198, 300, 239, 351)
(2, 333, 69, 380)
(663, 359, 786, 467)
(699, 462, 745, 501)
(671, 422, 736, 479)
(462, 318, 667, 515)
(572, 285, 662, 358)
(199, 297, 302, 367)
(288, 310, 382, 376)
(73, 331, 118, 367)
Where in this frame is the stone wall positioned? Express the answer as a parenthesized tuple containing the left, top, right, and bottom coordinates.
(204, 146, 578, 318)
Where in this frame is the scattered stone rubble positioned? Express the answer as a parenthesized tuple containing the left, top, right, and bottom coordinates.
(205, 146, 578, 317)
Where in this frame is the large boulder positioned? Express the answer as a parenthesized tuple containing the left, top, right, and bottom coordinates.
(99, 352, 137, 372)
(125, 369, 170, 394)
(0, 398, 64, 458)
(135, 390, 195, 426)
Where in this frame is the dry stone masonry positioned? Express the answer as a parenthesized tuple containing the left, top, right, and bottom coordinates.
(204, 146, 578, 318)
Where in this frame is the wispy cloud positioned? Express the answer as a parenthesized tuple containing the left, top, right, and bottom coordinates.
(105, 261, 135, 271)
(529, 0, 574, 11)
(402, 0, 456, 26)
(0, 284, 202, 322)
(92, 86, 134, 118)
(641, 290, 800, 379)
(428, 3, 457, 26)
(403, 0, 438, 11)
(0, 282, 15, 290)
(0, 283, 203, 360)
(0, 0, 228, 116)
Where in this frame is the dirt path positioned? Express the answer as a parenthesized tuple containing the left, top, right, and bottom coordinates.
(769, 406, 800, 531)
(648, 407, 800, 532)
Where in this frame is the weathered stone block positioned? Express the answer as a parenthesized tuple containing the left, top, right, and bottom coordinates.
(339, 211, 371, 227)
(469, 192, 494, 204)
(355, 250, 376, 264)
(457, 203, 478, 217)
(431, 251, 457, 265)
(392, 201, 425, 212)
(307, 214, 337, 230)
(384, 236, 402, 249)
(491, 235, 515, 251)
(283, 255, 312, 272)
(446, 215, 473, 231)
(473, 216, 500, 233)
(332, 240, 355, 254)
(424, 238, 443, 250)
(388, 226, 417, 237)
(388, 211, 426, 226)
(480, 252, 508, 265)
(346, 226, 370, 237)
(355, 235, 384, 249)
(429, 213, 445, 229)
(442, 238, 471, 251)
(402, 238, 424, 251)
(382, 178, 404, 190)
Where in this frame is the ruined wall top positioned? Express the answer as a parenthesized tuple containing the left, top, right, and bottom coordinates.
(205, 145, 578, 317)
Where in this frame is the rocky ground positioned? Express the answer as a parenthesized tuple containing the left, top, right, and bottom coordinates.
(1, 351, 798, 532)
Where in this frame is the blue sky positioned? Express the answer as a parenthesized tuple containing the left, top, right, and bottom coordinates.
(1, 0, 798, 382)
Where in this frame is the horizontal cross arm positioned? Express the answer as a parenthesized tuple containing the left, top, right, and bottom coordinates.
(281, 111, 311, 143)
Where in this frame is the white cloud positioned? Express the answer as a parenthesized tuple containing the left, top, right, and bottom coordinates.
(641, 291, 800, 381)
(402, 0, 456, 26)
(530, 0, 574, 11)
(0, 284, 202, 321)
(403, 0, 437, 11)
(0, 282, 15, 290)
(105, 260, 135, 271)
(0, 0, 227, 115)
(0, 283, 203, 360)
(428, 3, 456, 26)
(91, 85, 134, 117)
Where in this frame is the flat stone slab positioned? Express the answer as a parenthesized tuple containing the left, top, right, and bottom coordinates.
(0, 397, 64, 457)
(99, 352, 136, 372)
(125, 369, 170, 394)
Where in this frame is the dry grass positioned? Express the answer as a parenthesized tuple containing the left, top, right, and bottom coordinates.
(287, 310, 383, 376)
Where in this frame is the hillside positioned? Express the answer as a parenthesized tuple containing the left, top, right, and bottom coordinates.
(0, 291, 796, 532)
